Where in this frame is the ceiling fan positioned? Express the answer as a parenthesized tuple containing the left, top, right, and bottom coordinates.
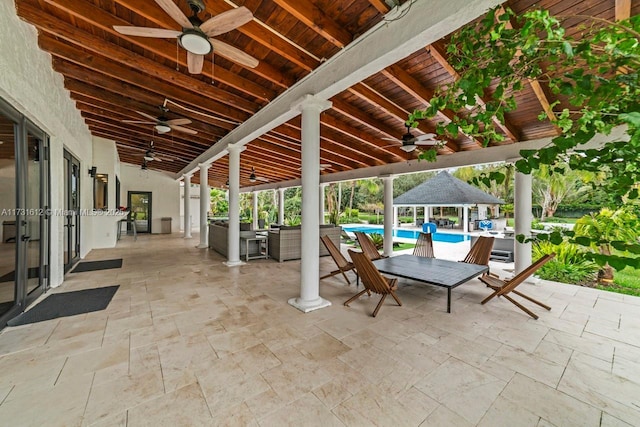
(383, 125, 440, 152)
(248, 167, 269, 183)
(123, 106, 198, 135)
(121, 142, 184, 163)
(113, 0, 258, 74)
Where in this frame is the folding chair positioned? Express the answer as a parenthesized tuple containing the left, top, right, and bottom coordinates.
(479, 253, 555, 319)
(461, 236, 494, 266)
(354, 231, 385, 261)
(413, 232, 435, 258)
(345, 250, 402, 317)
(320, 235, 356, 285)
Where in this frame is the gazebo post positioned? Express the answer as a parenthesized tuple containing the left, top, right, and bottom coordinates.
(463, 205, 469, 233)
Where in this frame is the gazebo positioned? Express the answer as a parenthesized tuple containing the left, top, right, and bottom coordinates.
(393, 171, 505, 233)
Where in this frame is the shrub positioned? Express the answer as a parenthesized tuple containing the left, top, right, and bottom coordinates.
(369, 233, 384, 249)
(533, 241, 598, 285)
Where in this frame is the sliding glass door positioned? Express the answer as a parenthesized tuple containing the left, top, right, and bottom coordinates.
(63, 149, 81, 272)
(0, 108, 18, 320)
(0, 97, 50, 327)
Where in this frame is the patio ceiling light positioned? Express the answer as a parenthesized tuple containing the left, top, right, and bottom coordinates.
(179, 30, 212, 55)
(400, 144, 417, 152)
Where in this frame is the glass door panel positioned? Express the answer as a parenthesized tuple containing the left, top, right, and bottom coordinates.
(128, 192, 152, 233)
(24, 130, 43, 297)
(63, 150, 80, 272)
(0, 112, 17, 317)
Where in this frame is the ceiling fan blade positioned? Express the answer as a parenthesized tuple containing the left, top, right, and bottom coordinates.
(209, 39, 259, 68)
(113, 26, 181, 38)
(381, 137, 400, 142)
(415, 140, 439, 145)
(170, 124, 198, 135)
(154, 0, 192, 29)
(165, 118, 191, 125)
(257, 177, 269, 182)
(122, 120, 154, 124)
(136, 111, 159, 121)
(415, 133, 437, 141)
(187, 51, 204, 74)
(200, 6, 253, 37)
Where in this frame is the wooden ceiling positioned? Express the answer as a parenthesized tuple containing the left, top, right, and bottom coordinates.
(12, 0, 637, 186)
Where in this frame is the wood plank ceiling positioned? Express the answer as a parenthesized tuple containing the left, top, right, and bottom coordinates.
(12, 0, 636, 186)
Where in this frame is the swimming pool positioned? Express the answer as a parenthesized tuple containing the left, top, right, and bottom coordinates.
(344, 226, 470, 243)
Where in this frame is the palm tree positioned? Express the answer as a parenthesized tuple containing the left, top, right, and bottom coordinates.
(533, 164, 589, 220)
(574, 208, 639, 283)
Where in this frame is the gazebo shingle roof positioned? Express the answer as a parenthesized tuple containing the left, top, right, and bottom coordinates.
(394, 171, 505, 205)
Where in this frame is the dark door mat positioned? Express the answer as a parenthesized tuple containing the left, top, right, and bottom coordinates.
(7, 285, 119, 326)
(0, 267, 40, 283)
(71, 259, 123, 273)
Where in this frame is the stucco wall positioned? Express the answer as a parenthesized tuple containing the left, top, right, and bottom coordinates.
(0, 1, 93, 287)
(120, 164, 180, 234)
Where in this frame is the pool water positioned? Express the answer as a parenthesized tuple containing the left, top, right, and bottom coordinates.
(344, 226, 470, 243)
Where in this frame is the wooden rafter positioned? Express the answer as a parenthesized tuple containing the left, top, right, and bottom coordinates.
(496, 6, 559, 130)
(615, 0, 631, 21)
(428, 43, 520, 142)
(381, 65, 482, 149)
(272, 0, 352, 47)
(368, 0, 391, 14)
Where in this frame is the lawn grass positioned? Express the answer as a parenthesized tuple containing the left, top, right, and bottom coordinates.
(599, 266, 640, 297)
(393, 243, 415, 251)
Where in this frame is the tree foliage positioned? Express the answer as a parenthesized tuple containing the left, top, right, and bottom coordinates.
(409, 6, 640, 269)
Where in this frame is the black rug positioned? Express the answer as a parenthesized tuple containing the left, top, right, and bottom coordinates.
(0, 267, 40, 283)
(71, 259, 122, 273)
(7, 285, 119, 326)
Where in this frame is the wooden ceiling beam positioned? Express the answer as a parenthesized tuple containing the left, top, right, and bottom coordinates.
(202, 0, 319, 72)
(51, 57, 248, 126)
(381, 65, 482, 149)
(329, 99, 421, 160)
(495, 6, 559, 132)
(77, 105, 213, 149)
(62, 77, 236, 132)
(262, 129, 366, 170)
(272, 0, 352, 48)
(17, 2, 274, 101)
(83, 117, 207, 156)
(348, 82, 458, 151)
(271, 123, 374, 168)
(69, 92, 224, 139)
(37, 0, 288, 91)
(428, 43, 520, 142)
(37, 34, 258, 114)
(368, 0, 392, 14)
(615, 0, 631, 21)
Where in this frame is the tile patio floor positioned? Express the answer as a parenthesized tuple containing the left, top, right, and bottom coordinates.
(0, 233, 639, 426)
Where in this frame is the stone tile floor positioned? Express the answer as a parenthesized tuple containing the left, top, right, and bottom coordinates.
(0, 233, 639, 426)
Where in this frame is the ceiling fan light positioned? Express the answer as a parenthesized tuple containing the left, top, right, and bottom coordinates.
(144, 155, 154, 161)
(179, 31, 212, 55)
(400, 144, 417, 152)
(249, 173, 257, 183)
(155, 123, 171, 134)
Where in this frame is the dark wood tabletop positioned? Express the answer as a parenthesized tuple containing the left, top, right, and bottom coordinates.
(372, 255, 488, 312)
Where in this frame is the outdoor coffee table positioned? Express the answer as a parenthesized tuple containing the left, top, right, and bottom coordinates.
(372, 254, 488, 313)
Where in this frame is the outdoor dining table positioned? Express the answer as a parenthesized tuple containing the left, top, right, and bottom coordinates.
(372, 254, 488, 313)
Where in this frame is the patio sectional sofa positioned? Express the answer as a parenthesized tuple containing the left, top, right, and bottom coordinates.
(268, 224, 342, 262)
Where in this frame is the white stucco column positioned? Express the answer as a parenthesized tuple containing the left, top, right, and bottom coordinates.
(425, 206, 430, 223)
(413, 207, 417, 225)
(183, 173, 192, 238)
(225, 144, 245, 266)
(289, 95, 332, 313)
(319, 183, 326, 224)
(252, 191, 259, 230)
(393, 206, 399, 227)
(197, 163, 211, 249)
(278, 188, 285, 225)
(463, 205, 469, 233)
(382, 175, 394, 257)
(515, 171, 533, 274)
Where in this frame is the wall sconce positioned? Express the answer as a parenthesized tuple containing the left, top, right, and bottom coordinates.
(88, 166, 97, 177)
